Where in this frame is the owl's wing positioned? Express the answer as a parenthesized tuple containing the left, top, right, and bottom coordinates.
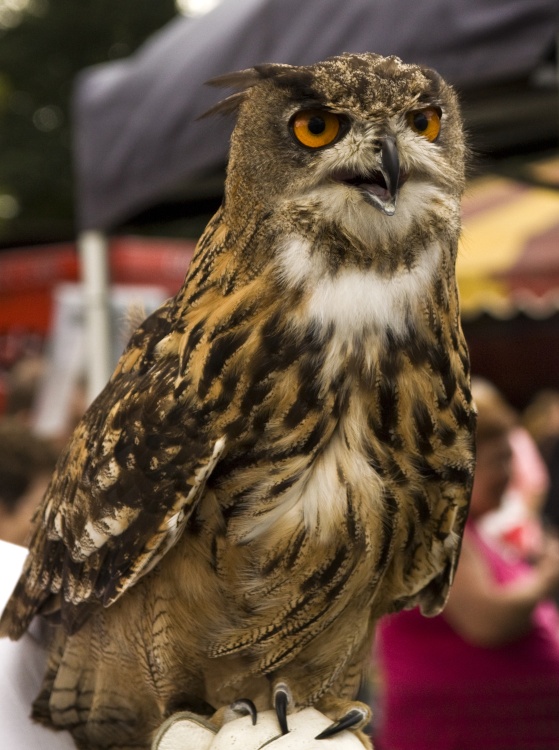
(0, 300, 226, 638)
(412, 481, 471, 617)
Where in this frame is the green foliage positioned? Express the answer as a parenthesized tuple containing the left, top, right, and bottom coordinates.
(0, 0, 177, 245)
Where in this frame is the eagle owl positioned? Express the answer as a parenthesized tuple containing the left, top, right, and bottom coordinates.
(0, 53, 475, 749)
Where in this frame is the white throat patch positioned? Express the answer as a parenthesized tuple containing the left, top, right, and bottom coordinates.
(277, 236, 441, 339)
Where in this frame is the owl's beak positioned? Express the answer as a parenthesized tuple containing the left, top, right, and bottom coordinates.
(332, 135, 405, 216)
(379, 136, 400, 216)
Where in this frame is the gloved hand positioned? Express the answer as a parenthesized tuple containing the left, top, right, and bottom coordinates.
(153, 707, 365, 749)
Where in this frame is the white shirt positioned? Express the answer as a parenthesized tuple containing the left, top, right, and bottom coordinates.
(0, 540, 75, 748)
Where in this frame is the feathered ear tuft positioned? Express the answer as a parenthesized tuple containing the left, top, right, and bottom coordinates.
(198, 68, 264, 119)
(198, 64, 298, 119)
(206, 68, 265, 90)
(197, 91, 248, 119)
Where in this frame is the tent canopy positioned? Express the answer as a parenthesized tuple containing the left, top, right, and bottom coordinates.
(73, 0, 559, 231)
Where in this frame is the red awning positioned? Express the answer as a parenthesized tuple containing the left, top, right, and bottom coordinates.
(0, 235, 195, 333)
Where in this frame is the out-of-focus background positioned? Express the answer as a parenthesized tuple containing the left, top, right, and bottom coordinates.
(2, 3, 559, 746)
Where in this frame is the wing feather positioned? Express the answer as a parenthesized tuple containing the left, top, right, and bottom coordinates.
(0, 298, 227, 638)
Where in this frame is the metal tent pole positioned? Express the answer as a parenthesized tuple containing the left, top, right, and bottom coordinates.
(77, 230, 112, 404)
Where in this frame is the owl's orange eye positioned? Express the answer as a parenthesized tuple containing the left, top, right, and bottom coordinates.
(406, 107, 441, 142)
(291, 109, 341, 149)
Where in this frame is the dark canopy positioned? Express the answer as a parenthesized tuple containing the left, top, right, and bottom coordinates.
(73, 0, 559, 231)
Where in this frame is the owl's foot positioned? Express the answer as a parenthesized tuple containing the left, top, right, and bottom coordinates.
(212, 698, 258, 728)
(315, 706, 369, 739)
(271, 684, 370, 742)
(231, 698, 258, 725)
(214, 683, 292, 736)
(273, 682, 292, 735)
(314, 699, 371, 745)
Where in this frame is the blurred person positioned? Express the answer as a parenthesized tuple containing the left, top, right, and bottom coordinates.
(31, 364, 90, 453)
(4, 355, 46, 425)
(545, 438, 559, 535)
(522, 390, 559, 537)
(0, 418, 57, 546)
(479, 420, 549, 560)
(373, 377, 559, 750)
(47, 372, 88, 453)
(523, 389, 559, 466)
(9, 352, 89, 452)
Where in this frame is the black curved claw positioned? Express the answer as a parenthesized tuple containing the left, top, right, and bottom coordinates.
(231, 698, 258, 726)
(274, 687, 289, 735)
(315, 708, 365, 740)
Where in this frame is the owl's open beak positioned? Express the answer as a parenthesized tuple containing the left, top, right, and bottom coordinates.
(333, 136, 404, 217)
(379, 136, 400, 215)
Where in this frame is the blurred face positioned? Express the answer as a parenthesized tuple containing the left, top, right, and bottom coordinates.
(469, 433, 513, 519)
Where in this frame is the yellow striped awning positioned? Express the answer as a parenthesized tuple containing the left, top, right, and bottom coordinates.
(458, 155, 559, 319)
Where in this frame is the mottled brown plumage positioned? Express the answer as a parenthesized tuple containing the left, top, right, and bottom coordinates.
(0, 53, 475, 749)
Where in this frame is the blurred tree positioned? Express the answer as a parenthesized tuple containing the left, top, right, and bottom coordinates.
(0, 0, 177, 246)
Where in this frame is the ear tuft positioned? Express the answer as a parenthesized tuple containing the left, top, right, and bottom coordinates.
(197, 91, 248, 120)
(199, 64, 297, 119)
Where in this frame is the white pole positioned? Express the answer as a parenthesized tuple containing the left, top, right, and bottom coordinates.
(77, 230, 112, 404)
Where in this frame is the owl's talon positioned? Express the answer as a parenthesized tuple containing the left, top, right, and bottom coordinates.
(274, 683, 291, 735)
(315, 707, 368, 739)
(230, 698, 257, 725)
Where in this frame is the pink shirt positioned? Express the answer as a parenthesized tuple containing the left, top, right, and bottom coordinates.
(374, 524, 559, 750)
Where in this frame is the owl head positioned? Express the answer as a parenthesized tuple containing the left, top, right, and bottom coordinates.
(207, 53, 466, 251)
